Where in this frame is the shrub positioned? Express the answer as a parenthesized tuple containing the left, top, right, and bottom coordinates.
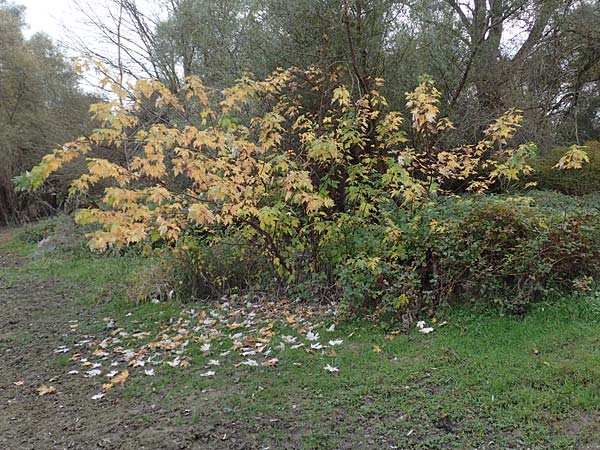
(531, 141, 600, 194)
(527, 189, 600, 214)
(337, 196, 600, 321)
(19, 68, 592, 323)
(16, 215, 91, 258)
(18, 69, 537, 281)
(166, 231, 276, 300)
(124, 262, 174, 304)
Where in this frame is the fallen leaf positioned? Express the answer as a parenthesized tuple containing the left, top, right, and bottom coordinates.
(37, 384, 56, 396)
(110, 370, 129, 385)
(262, 358, 279, 367)
(324, 364, 339, 373)
(167, 357, 181, 367)
(281, 335, 297, 344)
(13, 380, 25, 386)
(373, 345, 382, 353)
(200, 343, 211, 353)
(306, 330, 320, 341)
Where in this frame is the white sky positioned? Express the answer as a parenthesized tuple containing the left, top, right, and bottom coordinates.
(19, 0, 86, 42)
(16, 0, 161, 92)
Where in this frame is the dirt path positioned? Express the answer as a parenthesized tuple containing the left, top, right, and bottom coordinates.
(0, 242, 202, 450)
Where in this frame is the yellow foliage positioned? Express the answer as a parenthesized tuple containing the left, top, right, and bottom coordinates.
(554, 144, 590, 170)
(22, 67, 566, 271)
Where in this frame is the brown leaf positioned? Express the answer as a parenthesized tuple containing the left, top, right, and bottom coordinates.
(373, 345, 382, 353)
(110, 370, 129, 385)
(262, 358, 279, 367)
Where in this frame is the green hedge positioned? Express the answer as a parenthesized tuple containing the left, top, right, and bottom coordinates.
(337, 195, 600, 320)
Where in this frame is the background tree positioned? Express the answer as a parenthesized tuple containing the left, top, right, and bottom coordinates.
(0, 0, 97, 223)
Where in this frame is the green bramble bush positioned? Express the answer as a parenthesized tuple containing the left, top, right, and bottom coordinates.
(336, 195, 600, 322)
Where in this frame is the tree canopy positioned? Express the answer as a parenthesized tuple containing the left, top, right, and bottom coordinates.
(0, 0, 96, 222)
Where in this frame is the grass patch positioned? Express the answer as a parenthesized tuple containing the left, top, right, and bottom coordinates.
(106, 295, 600, 449)
(2, 227, 599, 449)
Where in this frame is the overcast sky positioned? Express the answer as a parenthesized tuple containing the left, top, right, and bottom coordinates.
(18, 0, 85, 41)
(15, 0, 162, 91)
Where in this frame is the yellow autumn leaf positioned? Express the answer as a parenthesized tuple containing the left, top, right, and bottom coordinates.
(37, 384, 57, 396)
(110, 370, 129, 385)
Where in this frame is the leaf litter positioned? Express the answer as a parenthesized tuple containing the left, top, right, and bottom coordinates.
(53, 295, 344, 397)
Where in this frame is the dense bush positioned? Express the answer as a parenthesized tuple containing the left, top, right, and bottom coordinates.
(527, 190, 600, 214)
(167, 231, 276, 300)
(16, 215, 89, 257)
(16, 216, 63, 244)
(337, 196, 600, 321)
(20, 69, 594, 323)
(531, 141, 600, 194)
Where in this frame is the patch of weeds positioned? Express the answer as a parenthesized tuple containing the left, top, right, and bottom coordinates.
(0, 231, 35, 257)
(14, 216, 63, 244)
(49, 355, 70, 369)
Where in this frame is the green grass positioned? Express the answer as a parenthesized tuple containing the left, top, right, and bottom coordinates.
(110, 290, 600, 449)
(0, 223, 151, 303)
(2, 225, 599, 449)
(116, 302, 599, 448)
